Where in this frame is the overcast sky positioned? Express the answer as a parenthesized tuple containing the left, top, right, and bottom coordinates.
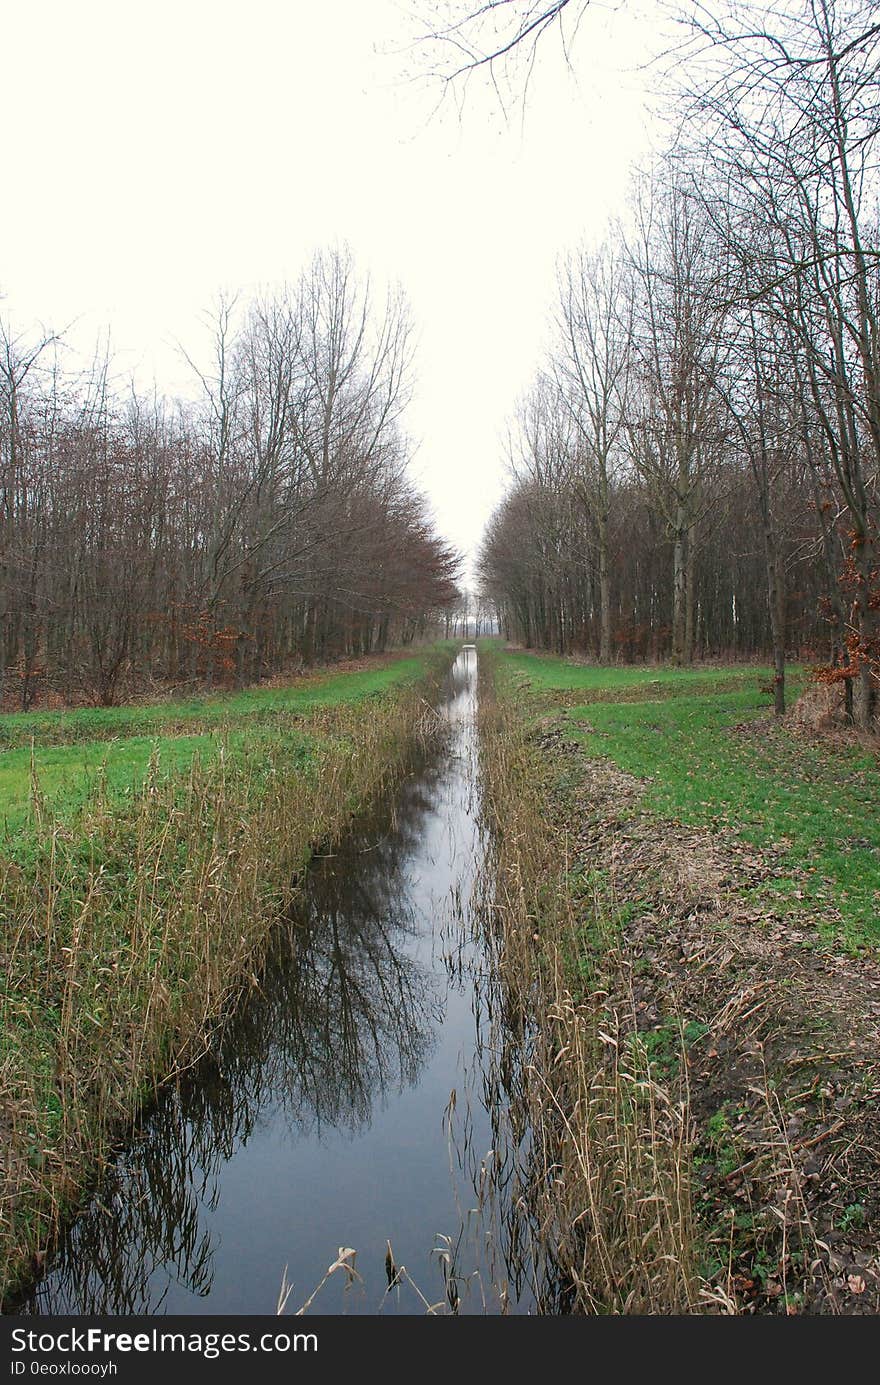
(2, 0, 660, 576)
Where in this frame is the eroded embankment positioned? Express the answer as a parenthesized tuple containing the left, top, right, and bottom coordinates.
(478, 646, 880, 1315)
(0, 649, 452, 1303)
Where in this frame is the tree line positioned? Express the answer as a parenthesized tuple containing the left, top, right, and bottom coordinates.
(476, 0, 879, 725)
(0, 248, 459, 709)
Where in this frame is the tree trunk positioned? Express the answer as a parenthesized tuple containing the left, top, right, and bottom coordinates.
(672, 512, 687, 665)
(598, 508, 611, 663)
(684, 531, 696, 664)
(854, 535, 878, 728)
(762, 512, 786, 717)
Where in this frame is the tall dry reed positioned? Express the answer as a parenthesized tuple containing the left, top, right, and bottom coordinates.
(0, 659, 448, 1301)
(477, 648, 707, 1314)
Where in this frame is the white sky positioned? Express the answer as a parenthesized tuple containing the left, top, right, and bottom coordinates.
(1, 0, 659, 577)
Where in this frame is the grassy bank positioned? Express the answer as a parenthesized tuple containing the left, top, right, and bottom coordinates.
(498, 648, 788, 700)
(0, 655, 436, 840)
(0, 645, 455, 1301)
(478, 646, 701, 1313)
(479, 643, 880, 1314)
(498, 647, 878, 950)
(0, 656, 435, 753)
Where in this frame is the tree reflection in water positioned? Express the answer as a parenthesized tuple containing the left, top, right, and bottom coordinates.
(21, 646, 546, 1318)
(22, 754, 443, 1315)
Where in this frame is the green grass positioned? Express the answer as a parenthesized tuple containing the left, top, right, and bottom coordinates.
(634, 1017, 710, 1082)
(495, 648, 880, 948)
(0, 728, 317, 845)
(0, 653, 439, 840)
(0, 655, 432, 750)
(498, 647, 784, 697)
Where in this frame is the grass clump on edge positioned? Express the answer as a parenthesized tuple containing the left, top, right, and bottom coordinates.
(0, 647, 453, 1303)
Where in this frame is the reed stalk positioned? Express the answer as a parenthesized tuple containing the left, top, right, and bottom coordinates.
(0, 655, 449, 1301)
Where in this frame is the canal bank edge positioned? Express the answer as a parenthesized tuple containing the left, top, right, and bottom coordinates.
(1, 644, 457, 1306)
(476, 641, 880, 1315)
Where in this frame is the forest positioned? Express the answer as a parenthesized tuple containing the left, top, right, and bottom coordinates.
(0, 247, 459, 710)
(477, 0, 879, 726)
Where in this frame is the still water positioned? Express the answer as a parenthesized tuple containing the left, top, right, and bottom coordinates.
(20, 646, 535, 1315)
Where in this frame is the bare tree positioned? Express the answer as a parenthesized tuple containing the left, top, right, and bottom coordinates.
(412, 0, 584, 97)
(0, 260, 457, 709)
(553, 242, 630, 661)
(623, 176, 728, 665)
(675, 0, 880, 722)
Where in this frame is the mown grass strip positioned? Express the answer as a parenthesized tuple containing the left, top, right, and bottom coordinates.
(0, 653, 437, 751)
(0, 650, 455, 841)
(494, 647, 880, 948)
(499, 647, 789, 696)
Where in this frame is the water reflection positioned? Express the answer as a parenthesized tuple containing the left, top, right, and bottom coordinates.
(227, 790, 441, 1138)
(23, 738, 452, 1311)
(21, 646, 532, 1316)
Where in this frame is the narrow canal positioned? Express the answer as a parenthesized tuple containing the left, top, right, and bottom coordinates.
(20, 646, 535, 1315)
